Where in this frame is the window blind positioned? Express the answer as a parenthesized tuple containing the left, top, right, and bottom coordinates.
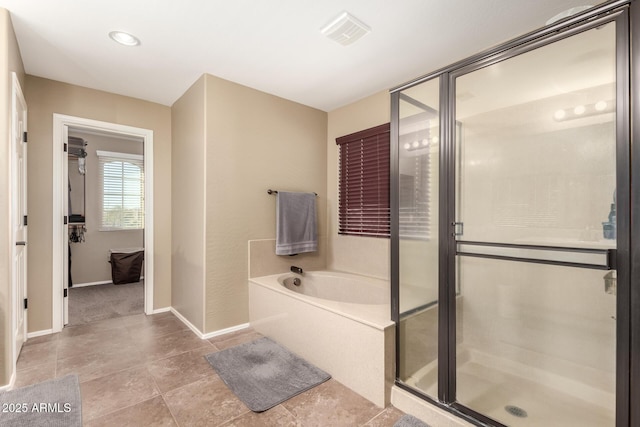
(336, 123, 390, 238)
(96, 150, 144, 230)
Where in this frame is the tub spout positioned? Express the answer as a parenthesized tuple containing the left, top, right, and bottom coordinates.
(290, 265, 304, 275)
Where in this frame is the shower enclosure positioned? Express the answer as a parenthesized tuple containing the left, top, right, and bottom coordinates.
(391, 2, 638, 426)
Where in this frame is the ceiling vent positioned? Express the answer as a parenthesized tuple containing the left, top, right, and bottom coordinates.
(321, 12, 371, 46)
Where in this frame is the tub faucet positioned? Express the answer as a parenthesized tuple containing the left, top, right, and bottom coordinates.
(290, 265, 304, 275)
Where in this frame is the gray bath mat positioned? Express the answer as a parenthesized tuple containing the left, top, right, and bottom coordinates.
(0, 374, 82, 426)
(394, 414, 430, 427)
(205, 336, 331, 412)
(394, 414, 431, 427)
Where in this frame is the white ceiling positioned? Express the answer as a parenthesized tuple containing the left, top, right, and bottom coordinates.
(0, 0, 604, 112)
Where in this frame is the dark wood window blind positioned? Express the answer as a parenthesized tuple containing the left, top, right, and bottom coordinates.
(336, 123, 390, 238)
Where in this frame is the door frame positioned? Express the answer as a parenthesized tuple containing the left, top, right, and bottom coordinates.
(10, 72, 27, 383)
(52, 114, 154, 332)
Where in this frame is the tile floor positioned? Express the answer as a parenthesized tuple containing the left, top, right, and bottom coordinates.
(15, 312, 406, 426)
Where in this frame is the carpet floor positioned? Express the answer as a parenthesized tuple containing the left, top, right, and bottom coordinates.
(68, 281, 144, 326)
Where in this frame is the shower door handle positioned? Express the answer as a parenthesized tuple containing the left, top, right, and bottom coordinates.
(456, 241, 615, 270)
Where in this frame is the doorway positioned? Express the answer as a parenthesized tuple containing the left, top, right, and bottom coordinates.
(52, 114, 154, 332)
(66, 129, 145, 325)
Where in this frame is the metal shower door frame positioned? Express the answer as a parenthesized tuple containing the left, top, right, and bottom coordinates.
(391, 2, 636, 426)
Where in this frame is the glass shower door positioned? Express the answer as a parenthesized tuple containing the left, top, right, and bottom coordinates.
(396, 78, 440, 399)
(453, 21, 618, 426)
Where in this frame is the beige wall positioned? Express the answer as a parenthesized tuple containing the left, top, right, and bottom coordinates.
(204, 74, 327, 333)
(171, 76, 206, 331)
(326, 91, 390, 279)
(68, 131, 144, 285)
(24, 76, 172, 332)
(171, 74, 328, 334)
(0, 7, 24, 386)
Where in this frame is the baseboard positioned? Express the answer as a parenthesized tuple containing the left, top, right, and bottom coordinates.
(170, 308, 205, 338)
(0, 370, 16, 391)
(26, 310, 245, 341)
(71, 280, 111, 288)
(27, 329, 54, 339)
(170, 307, 249, 340)
(201, 323, 250, 340)
(72, 276, 145, 288)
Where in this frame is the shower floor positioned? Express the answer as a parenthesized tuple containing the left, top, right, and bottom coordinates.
(405, 347, 615, 427)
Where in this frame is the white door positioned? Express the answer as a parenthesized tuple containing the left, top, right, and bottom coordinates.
(12, 73, 27, 365)
(62, 124, 69, 326)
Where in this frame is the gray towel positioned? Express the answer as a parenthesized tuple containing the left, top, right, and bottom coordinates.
(276, 191, 317, 255)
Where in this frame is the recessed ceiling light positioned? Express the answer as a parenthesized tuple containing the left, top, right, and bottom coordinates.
(108, 31, 140, 47)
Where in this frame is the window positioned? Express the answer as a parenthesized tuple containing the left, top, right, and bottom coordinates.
(97, 150, 144, 230)
(336, 123, 390, 237)
(398, 112, 439, 240)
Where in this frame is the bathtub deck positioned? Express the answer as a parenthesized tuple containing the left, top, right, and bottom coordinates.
(249, 272, 393, 331)
(249, 272, 394, 407)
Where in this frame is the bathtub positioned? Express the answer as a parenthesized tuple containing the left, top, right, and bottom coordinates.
(249, 271, 395, 407)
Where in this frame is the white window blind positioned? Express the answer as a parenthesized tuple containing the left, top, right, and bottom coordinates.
(97, 150, 144, 230)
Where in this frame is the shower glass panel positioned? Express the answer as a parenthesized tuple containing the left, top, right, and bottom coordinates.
(397, 78, 440, 398)
(454, 22, 616, 426)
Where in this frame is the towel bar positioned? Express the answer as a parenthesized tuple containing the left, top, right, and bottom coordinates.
(267, 189, 318, 196)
